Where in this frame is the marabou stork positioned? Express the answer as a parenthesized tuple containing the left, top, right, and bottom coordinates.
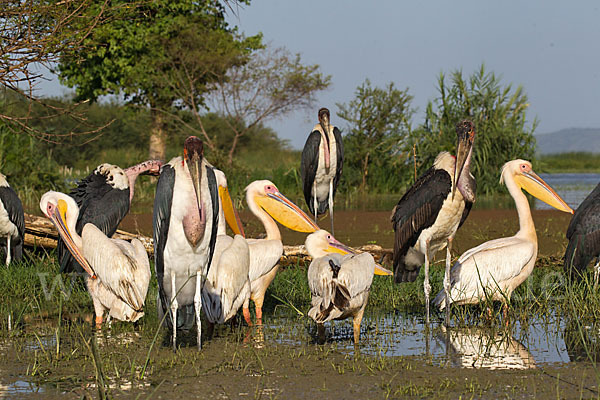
(58, 160, 163, 273)
(563, 181, 600, 283)
(300, 107, 344, 234)
(41, 191, 151, 326)
(391, 120, 476, 325)
(0, 173, 24, 266)
(434, 160, 573, 313)
(243, 180, 320, 325)
(154, 136, 228, 350)
(305, 230, 391, 344)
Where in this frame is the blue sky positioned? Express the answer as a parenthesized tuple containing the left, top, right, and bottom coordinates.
(39, 0, 600, 149)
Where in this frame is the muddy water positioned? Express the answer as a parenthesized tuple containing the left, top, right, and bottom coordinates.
(121, 208, 573, 258)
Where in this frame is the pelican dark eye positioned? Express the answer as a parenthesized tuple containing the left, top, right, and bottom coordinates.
(327, 235, 331, 239)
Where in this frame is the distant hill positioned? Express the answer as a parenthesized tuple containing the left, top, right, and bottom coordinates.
(535, 128, 600, 154)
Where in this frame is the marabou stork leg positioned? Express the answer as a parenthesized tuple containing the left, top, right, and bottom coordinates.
(5, 236, 10, 266)
(594, 258, 600, 290)
(194, 271, 203, 349)
(444, 237, 453, 327)
(420, 238, 431, 326)
(328, 179, 335, 235)
(170, 274, 178, 351)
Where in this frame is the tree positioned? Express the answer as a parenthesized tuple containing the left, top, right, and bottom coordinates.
(337, 79, 414, 192)
(57, 0, 261, 160)
(0, 0, 118, 140)
(201, 46, 331, 165)
(406, 65, 537, 194)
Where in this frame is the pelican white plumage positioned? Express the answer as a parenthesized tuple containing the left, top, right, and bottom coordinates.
(305, 230, 392, 343)
(40, 191, 150, 326)
(243, 180, 320, 325)
(202, 234, 250, 325)
(439, 326, 536, 369)
(434, 160, 573, 312)
(202, 169, 249, 327)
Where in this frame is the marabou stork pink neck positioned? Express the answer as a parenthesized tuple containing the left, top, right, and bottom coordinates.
(124, 160, 163, 203)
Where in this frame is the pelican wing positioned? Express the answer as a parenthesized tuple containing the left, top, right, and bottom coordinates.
(300, 130, 321, 215)
(247, 239, 283, 282)
(203, 235, 250, 323)
(153, 164, 175, 316)
(82, 224, 150, 311)
(0, 186, 24, 259)
(336, 253, 375, 298)
(436, 237, 535, 307)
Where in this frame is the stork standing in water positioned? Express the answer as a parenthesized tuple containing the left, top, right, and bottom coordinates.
(153, 137, 220, 350)
(41, 191, 151, 326)
(434, 160, 573, 314)
(304, 230, 392, 344)
(58, 160, 163, 273)
(0, 173, 24, 266)
(391, 120, 476, 325)
(301, 108, 344, 234)
(243, 180, 320, 325)
(563, 181, 600, 284)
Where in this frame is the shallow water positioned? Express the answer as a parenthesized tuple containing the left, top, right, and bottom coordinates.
(262, 309, 578, 368)
(536, 173, 599, 210)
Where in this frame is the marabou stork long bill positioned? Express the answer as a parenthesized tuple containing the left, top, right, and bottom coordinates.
(153, 136, 244, 349)
(58, 160, 163, 273)
(301, 107, 344, 234)
(563, 181, 600, 283)
(434, 160, 573, 313)
(391, 120, 476, 325)
(41, 191, 151, 326)
(0, 173, 24, 266)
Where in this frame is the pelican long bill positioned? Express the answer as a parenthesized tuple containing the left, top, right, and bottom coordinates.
(52, 199, 96, 279)
(255, 191, 319, 233)
(219, 185, 245, 237)
(515, 171, 574, 214)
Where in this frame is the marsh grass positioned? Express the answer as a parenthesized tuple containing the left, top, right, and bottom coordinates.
(2, 251, 600, 398)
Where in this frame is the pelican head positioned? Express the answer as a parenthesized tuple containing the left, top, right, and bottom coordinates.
(183, 136, 204, 207)
(453, 119, 476, 198)
(500, 160, 574, 214)
(305, 230, 393, 275)
(245, 180, 319, 233)
(40, 191, 96, 278)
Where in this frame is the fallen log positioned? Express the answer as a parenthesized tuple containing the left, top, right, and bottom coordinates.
(24, 213, 393, 264)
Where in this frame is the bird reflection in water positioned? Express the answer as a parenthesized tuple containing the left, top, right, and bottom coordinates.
(438, 326, 536, 369)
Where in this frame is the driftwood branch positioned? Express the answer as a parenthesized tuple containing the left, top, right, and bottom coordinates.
(24, 213, 393, 265)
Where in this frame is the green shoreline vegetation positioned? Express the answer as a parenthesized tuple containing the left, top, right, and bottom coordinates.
(1, 252, 600, 398)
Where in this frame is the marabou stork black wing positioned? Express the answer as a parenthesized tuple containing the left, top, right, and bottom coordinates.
(300, 130, 321, 216)
(564, 182, 600, 280)
(205, 165, 219, 276)
(58, 171, 130, 273)
(0, 186, 24, 261)
(332, 127, 344, 196)
(391, 167, 451, 282)
(153, 164, 175, 318)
